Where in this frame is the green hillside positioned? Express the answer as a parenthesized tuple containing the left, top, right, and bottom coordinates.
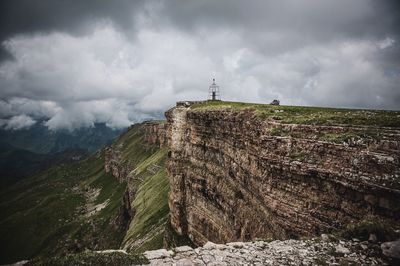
(0, 152, 127, 264)
(105, 123, 170, 252)
(0, 123, 170, 265)
(122, 148, 169, 253)
(0, 143, 88, 186)
(191, 100, 400, 144)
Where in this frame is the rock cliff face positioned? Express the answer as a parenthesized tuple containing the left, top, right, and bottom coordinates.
(104, 121, 167, 182)
(104, 147, 130, 182)
(166, 104, 400, 246)
(142, 121, 167, 147)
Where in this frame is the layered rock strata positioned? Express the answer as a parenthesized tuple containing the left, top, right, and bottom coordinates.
(166, 105, 400, 245)
(142, 121, 167, 147)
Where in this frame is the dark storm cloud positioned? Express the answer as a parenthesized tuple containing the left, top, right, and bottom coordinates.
(0, 0, 146, 36)
(1, 0, 399, 46)
(164, 0, 373, 34)
(161, 0, 400, 52)
(0, 0, 399, 130)
(0, 0, 145, 62)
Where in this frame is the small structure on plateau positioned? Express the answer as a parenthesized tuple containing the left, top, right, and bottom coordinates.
(270, 99, 280, 105)
(208, 78, 221, 101)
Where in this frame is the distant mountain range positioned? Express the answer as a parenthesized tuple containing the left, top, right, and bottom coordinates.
(0, 123, 124, 185)
(0, 122, 124, 155)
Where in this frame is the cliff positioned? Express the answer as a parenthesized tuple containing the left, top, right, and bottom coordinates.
(166, 101, 400, 246)
(6, 102, 400, 265)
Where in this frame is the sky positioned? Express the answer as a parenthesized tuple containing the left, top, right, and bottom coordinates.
(0, 0, 399, 130)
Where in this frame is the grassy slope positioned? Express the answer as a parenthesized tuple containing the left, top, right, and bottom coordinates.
(111, 124, 170, 252)
(192, 100, 400, 128)
(27, 252, 149, 266)
(122, 148, 169, 253)
(0, 152, 127, 264)
(0, 123, 171, 264)
(0, 144, 48, 186)
(0, 144, 89, 187)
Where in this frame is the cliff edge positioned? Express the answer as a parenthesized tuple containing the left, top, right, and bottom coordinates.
(166, 101, 400, 245)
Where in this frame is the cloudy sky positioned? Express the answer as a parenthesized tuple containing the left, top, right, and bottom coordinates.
(0, 0, 399, 130)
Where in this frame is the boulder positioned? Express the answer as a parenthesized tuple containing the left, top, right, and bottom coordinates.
(381, 239, 400, 259)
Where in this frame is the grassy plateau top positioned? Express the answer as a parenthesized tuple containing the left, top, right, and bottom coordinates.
(190, 100, 400, 128)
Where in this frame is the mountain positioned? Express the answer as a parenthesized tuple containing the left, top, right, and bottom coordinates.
(1, 101, 399, 265)
(0, 151, 127, 264)
(0, 123, 123, 185)
(0, 122, 123, 155)
(0, 121, 171, 264)
(0, 143, 88, 186)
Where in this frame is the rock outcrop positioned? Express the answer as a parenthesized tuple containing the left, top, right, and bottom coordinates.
(105, 121, 167, 182)
(104, 146, 130, 182)
(381, 239, 400, 259)
(142, 121, 167, 147)
(166, 104, 400, 246)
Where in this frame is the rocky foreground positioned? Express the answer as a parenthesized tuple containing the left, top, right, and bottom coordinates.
(18, 237, 400, 265)
(144, 238, 398, 266)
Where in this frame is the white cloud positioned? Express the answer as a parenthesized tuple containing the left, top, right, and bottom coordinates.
(0, 13, 399, 131)
(1, 114, 36, 130)
(377, 37, 395, 50)
(0, 24, 220, 130)
(0, 98, 60, 118)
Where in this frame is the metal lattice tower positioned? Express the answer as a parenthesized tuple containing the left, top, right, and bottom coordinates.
(208, 78, 221, 101)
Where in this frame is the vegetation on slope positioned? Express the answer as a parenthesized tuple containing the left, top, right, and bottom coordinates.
(109, 123, 171, 252)
(0, 122, 171, 264)
(114, 124, 159, 165)
(0, 142, 48, 186)
(0, 152, 127, 264)
(337, 216, 400, 242)
(27, 252, 149, 266)
(191, 101, 400, 128)
(0, 142, 88, 186)
(122, 148, 169, 253)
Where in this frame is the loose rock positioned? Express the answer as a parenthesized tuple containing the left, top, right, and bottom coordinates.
(381, 239, 400, 259)
(145, 239, 387, 265)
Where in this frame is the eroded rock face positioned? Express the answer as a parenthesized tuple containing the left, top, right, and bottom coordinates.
(142, 121, 167, 147)
(104, 122, 167, 182)
(104, 146, 130, 182)
(165, 106, 400, 246)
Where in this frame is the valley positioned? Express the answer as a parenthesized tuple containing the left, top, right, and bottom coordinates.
(1, 101, 399, 265)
